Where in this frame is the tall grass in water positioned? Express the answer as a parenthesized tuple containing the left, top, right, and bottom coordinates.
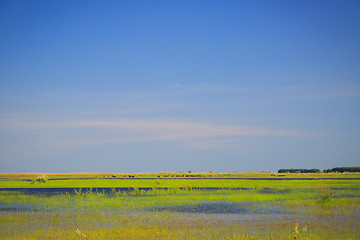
(0, 175, 359, 239)
(316, 184, 334, 204)
(0, 207, 359, 239)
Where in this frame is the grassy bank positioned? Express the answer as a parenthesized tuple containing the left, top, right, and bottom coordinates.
(1, 172, 360, 179)
(1, 172, 360, 189)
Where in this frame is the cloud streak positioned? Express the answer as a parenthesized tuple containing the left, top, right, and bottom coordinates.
(0, 119, 304, 151)
(1, 119, 301, 135)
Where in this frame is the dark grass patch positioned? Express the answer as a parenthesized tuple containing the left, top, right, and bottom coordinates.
(0, 203, 44, 212)
(148, 201, 289, 215)
(258, 188, 291, 194)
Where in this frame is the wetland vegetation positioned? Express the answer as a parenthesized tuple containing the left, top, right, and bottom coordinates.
(0, 172, 359, 239)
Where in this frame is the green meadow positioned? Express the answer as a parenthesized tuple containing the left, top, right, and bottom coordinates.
(0, 172, 359, 239)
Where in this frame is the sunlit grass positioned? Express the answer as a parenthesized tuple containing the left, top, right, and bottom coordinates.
(1, 175, 360, 190)
(0, 173, 359, 239)
(1, 205, 359, 239)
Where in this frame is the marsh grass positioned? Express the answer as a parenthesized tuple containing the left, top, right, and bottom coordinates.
(1, 206, 359, 240)
(0, 174, 359, 239)
(1, 172, 360, 179)
(316, 184, 334, 204)
(30, 175, 48, 184)
(0, 187, 320, 213)
(1, 172, 360, 189)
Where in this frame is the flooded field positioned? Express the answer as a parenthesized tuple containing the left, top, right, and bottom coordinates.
(0, 173, 359, 239)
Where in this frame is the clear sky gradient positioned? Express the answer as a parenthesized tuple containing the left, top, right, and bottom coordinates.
(1, 1, 359, 173)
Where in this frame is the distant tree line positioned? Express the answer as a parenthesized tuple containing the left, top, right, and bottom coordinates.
(278, 168, 320, 173)
(323, 167, 360, 173)
(278, 167, 360, 173)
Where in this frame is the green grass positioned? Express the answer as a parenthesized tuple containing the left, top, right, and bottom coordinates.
(0, 172, 359, 239)
(1, 171, 360, 180)
(1, 175, 360, 190)
(1, 200, 359, 240)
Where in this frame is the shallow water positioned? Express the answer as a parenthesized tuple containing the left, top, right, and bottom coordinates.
(0, 203, 43, 212)
(147, 201, 289, 215)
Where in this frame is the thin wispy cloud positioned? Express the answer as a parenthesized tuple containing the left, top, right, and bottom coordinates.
(0, 82, 356, 171)
(0, 119, 301, 135)
(0, 118, 304, 152)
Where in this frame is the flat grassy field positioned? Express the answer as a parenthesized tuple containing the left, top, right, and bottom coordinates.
(0, 172, 359, 239)
(1, 172, 359, 189)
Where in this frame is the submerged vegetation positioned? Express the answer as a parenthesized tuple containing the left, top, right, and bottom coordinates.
(0, 172, 359, 239)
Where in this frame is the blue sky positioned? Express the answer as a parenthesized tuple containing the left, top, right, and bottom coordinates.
(0, 1, 359, 173)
